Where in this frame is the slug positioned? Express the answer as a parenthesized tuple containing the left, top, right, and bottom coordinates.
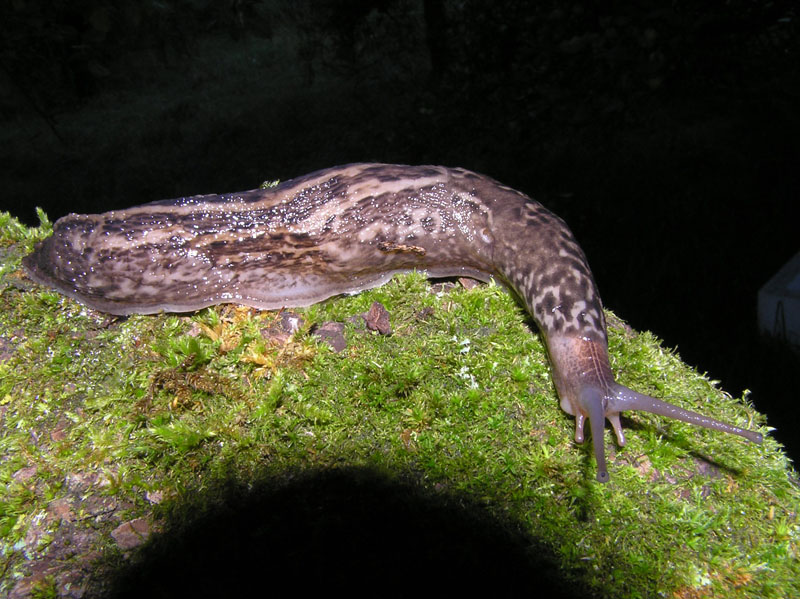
(22, 163, 762, 482)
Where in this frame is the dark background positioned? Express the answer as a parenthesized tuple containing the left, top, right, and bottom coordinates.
(2, 1, 798, 463)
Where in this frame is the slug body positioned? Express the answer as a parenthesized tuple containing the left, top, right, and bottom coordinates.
(23, 163, 762, 482)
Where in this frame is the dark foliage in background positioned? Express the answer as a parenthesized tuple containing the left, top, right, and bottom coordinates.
(3, 1, 795, 118)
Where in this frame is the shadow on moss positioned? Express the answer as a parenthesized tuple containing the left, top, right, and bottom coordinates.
(102, 467, 589, 598)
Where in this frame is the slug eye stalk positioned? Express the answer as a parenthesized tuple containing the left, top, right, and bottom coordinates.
(609, 383, 763, 444)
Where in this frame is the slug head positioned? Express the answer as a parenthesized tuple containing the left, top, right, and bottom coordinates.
(548, 335, 762, 483)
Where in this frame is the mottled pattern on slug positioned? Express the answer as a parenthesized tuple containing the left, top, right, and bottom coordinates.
(491, 200, 606, 342)
(23, 163, 606, 344)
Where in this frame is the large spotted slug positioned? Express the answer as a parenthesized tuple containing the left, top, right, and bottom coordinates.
(23, 163, 762, 482)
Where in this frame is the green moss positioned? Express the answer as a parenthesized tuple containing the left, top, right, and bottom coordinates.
(1, 210, 798, 597)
